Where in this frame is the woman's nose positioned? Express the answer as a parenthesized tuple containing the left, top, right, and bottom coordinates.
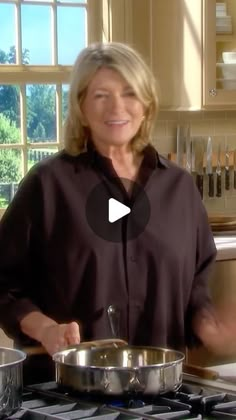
(109, 94, 124, 111)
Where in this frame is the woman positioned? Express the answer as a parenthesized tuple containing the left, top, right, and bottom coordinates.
(0, 42, 235, 384)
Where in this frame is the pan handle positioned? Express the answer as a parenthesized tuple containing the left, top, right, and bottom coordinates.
(22, 346, 46, 356)
(23, 338, 128, 356)
(183, 363, 219, 380)
(75, 338, 128, 349)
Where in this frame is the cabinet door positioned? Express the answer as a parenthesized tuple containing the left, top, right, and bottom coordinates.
(150, 0, 202, 110)
(204, 0, 236, 108)
(109, 0, 203, 110)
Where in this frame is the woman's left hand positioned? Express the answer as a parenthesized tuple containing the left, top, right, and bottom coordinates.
(193, 306, 236, 356)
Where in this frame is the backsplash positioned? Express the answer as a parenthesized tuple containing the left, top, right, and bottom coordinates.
(153, 110, 236, 216)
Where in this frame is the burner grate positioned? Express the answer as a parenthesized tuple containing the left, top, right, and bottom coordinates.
(6, 381, 236, 420)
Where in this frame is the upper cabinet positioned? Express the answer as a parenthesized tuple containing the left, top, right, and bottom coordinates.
(204, 0, 236, 108)
(109, 0, 236, 110)
(150, 0, 202, 110)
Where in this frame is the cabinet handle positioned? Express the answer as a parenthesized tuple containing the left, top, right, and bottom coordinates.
(209, 88, 217, 97)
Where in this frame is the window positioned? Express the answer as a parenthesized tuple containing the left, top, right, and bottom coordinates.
(0, 0, 103, 211)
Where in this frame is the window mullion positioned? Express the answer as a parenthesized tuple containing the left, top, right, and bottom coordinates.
(52, 0, 58, 66)
(15, 1, 22, 64)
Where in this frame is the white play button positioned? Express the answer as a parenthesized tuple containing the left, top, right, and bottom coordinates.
(108, 198, 131, 223)
(86, 177, 150, 242)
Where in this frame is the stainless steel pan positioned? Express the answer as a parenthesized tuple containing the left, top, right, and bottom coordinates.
(52, 339, 185, 396)
(0, 347, 26, 418)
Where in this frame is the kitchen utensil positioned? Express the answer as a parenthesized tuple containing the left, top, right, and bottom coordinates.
(222, 51, 236, 63)
(53, 341, 185, 396)
(234, 149, 236, 189)
(195, 138, 204, 199)
(0, 347, 26, 418)
(107, 304, 121, 338)
(176, 125, 187, 168)
(185, 127, 191, 173)
(225, 146, 230, 190)
(191, 138, 196, 173)
(216, 144, 222, 197)
(22, 339, 127, 356)
(206, 136, 214, 197)
(183, 363, 236, 383)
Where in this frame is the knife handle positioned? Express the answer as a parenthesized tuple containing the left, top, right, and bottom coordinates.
(225, 169, 230, 190)
(196, 174, 204, 199)
(208, 173, 214, 197)
(216, 174, 222, 197)
(234, 171, 236, 189)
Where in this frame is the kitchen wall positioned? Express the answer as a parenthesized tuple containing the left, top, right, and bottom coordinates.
(153, 110, 236, 215)
(0, 329, 12, 347)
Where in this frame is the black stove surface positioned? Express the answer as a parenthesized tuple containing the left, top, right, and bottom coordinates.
(8, 381, 236, 420)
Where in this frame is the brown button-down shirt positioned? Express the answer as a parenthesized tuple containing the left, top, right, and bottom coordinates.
(0, 144, 216, 349)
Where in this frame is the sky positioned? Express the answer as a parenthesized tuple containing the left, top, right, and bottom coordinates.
(0, 0, 87, 65)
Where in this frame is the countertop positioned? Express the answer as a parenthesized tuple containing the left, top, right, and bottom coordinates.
(214, 235, 236, 261)
(210, 363, 236, 376)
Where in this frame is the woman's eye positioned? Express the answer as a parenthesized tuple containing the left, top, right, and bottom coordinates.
(124, 90, 136, 97)
(94, 93, 108, 99)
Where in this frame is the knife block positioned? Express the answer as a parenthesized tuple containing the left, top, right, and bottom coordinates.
(168, 150, 235, 168)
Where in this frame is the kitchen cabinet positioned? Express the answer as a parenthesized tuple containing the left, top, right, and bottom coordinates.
(110, 0, 202, 110)
(151, 0, 236, 109)
(109, 0, 236, 110)
(204, 0, 236, 108)
(150, 0, 202, 110)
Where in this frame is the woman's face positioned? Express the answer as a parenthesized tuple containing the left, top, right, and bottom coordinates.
(81, 67, 145, 149)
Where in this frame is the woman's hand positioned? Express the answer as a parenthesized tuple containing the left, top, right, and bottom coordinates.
(20, 311, 81, 355)
(40, 321, 81, 355)
(193, 306, 236, 356)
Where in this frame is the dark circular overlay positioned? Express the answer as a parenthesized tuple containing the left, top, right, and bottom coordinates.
(86, 177, 150, 242)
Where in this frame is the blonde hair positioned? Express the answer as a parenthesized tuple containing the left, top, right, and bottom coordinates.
(64, 42, 159, 155)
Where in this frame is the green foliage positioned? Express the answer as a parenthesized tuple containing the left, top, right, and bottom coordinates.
(0, 114, 20, 143)
(0, 114, 21, 182)
(32, 122, 46, 140)
(0, 85, 20, 126)
(27, 85, 56, 140)
(0, 46, 30, 126)
(0, 149, 21, 182)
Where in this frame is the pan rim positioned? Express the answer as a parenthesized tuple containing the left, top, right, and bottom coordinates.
(0, 347, 26, 368)
(52, 345, 185, 369)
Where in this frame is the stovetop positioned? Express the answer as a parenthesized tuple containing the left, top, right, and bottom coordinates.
(8, 376, 236, 420)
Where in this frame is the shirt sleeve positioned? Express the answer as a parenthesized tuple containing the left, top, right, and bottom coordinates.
(0, 169, 43, 341)
(185, 189, 217, 348)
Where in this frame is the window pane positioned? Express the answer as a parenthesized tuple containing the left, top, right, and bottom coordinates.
(58, 6, 86, 64)
(28, 147, 58, 170)
(0, 4, 16, 64)
(26, 84, 56, 142)
(0, 149, 22, 208)
(22, 5, 51, 65)
(0, 84, 21, 144)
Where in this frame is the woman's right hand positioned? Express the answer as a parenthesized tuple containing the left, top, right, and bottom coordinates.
(40, 321, 81, 355)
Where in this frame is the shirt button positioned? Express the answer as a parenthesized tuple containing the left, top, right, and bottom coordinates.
(130, 256, 137, 263)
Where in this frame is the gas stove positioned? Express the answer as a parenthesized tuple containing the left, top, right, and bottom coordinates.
(9, 375, 236, 420)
